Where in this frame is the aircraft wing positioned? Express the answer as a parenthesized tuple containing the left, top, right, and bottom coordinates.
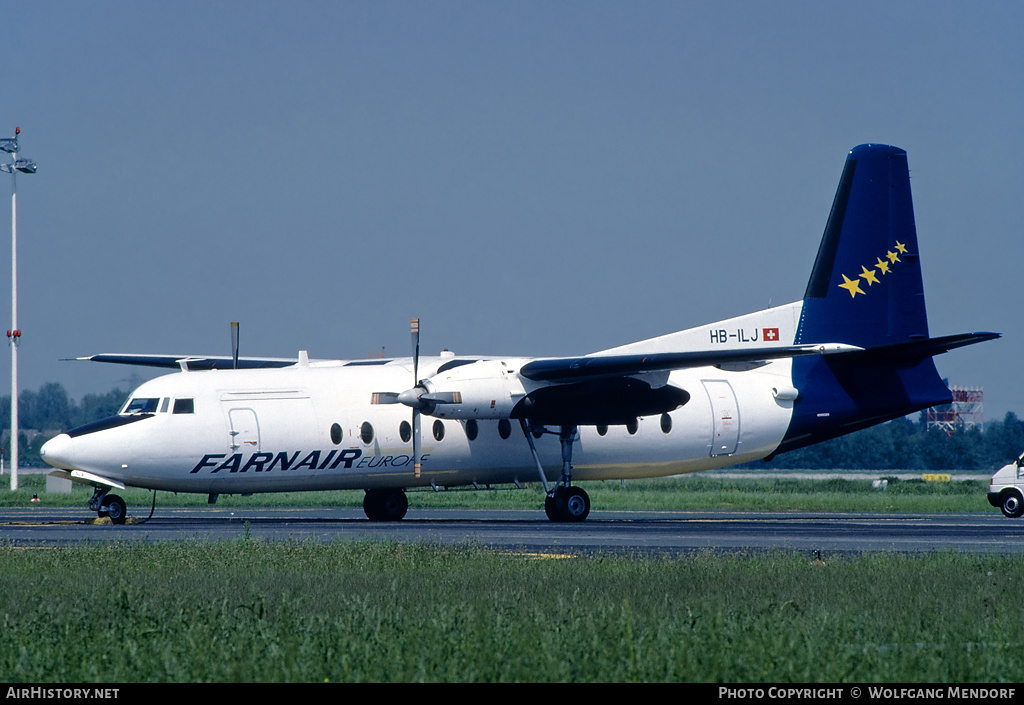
(518, 331, 999, 383)
(72, 353, 301, 370)
(518, 343, 860, 382)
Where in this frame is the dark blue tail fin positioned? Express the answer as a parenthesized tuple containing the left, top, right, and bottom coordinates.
(774, 144, 998, 457)
(796, 144, 928, 347)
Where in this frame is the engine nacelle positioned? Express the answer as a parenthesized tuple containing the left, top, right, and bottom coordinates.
(420, 359, 526, 420)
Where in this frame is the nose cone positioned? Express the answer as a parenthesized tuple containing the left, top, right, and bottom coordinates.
(40, 433, 76, 470)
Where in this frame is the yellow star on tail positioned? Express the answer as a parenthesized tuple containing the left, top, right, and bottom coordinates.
(838, 274, 865, 298)
(875, 257, 890, 275)
(887, 250, 901, 264)
(895, 241, 907, 254)
(859, 265, 879, 286)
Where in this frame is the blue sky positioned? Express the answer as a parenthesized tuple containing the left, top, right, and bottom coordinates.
(3, 1, 1022, 423)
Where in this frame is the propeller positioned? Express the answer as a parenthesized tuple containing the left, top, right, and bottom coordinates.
(370, 318, 461, 478)
(411, 318, 421, 478)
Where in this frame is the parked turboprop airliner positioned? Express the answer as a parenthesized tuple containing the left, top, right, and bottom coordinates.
(41, 144, 998, 523)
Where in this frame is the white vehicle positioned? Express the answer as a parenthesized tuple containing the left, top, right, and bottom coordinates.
(988, 453, 1024, 518)
(40, 144, 998, 523)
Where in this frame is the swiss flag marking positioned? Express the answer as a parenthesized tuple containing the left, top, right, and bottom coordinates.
(763, 328, 779, 342)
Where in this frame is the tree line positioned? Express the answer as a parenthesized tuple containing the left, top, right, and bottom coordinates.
(0, 382, 129, 434)
(1, 382, 1022, 470)
(740, 411, 1024, 472)
(0, 383, 129, 467)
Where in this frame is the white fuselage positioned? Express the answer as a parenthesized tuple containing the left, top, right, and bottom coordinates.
(42, 353, 798, 495)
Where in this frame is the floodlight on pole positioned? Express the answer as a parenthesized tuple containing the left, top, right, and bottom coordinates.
(0, 127, 36, 492)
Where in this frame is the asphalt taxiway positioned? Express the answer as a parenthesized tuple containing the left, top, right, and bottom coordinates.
(2, 506, 1022, 555)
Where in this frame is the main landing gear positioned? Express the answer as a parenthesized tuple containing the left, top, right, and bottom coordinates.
(88, 486, 128, 525)
(358, 421, 590, 522)
(522, 421, 591, 522)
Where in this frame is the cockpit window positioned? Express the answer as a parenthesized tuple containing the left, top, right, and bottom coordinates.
(173, 398, 195, 414)
(123, 398, 159, 415)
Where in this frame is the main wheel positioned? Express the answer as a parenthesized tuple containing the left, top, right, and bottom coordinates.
(559, 486, 590, 522)
(546, 486, 590, 522)
(363, 489, 409, 521)
(1000, 490, 1024, 518)
(100, 494, 128, 525)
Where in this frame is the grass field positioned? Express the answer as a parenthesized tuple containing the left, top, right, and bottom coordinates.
(1, 472, 1012, 683)
(0, 541, 1020, 683)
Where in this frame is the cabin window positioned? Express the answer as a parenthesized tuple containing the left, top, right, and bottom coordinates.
(465, 419, 478, 441)
(330, 423, 342, 445)
(498, 419, 511, 440)
(173, 398, 195, 414)
(399, 420, 411, 443)
(626, 419, 638, 435)
(123, 398, 159, 415)
(660, 413, 672, 434)
(596, 425, 608, 436)
(360, 422, 374, 445)
(432, 419, 445, 442)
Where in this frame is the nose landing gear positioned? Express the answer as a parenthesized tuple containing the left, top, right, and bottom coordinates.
(88, 486, 128, 525)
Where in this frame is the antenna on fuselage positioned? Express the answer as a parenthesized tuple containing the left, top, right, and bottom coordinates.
(231, 322, 239, 369)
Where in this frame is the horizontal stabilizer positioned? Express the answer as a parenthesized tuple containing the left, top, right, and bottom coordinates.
(850, 331, 1000, 363)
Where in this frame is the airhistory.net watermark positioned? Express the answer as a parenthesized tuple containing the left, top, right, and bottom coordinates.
(6, 688, 119, 700)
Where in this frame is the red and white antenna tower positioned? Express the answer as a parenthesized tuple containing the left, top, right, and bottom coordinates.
(926, 386, 984, 435)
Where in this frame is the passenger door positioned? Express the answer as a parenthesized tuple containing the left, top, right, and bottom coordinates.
(228, 408, 260, 453)
(702, 380, 739, 457)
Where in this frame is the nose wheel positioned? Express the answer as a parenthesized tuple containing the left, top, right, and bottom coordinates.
(99, 494, 128, 524)
(89, 487, 128, 525)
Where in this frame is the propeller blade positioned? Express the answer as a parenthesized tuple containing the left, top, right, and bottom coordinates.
(371, 392, 401, 405)
(413, 408, 421, 478)
(410, 318, 420, 383)
(411, 318, 421, 477)
(422, 391, 462, 404)
(231, 322, 239, 370)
